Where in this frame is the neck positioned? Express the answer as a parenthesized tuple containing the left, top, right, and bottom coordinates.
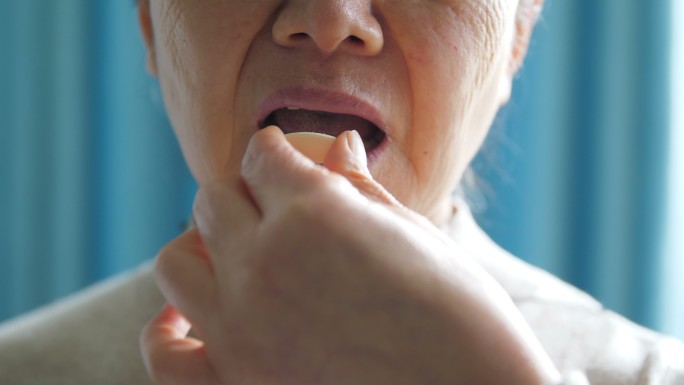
(427, 197, 458, 230)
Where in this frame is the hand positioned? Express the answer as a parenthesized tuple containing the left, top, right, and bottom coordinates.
(141, 127, 560, 385)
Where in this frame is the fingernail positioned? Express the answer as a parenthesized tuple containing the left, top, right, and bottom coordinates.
(346, 130, 368, 168)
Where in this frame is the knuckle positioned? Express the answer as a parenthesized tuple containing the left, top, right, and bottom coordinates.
(155, 244, 173, 277)
(154, 239, 183, 288)
(288, 187, 340, 228)
(194, 181, 225, 219)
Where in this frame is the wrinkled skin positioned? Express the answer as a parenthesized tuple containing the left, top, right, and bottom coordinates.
(137, 0, 558, 384)
(138, 0, 537, 224)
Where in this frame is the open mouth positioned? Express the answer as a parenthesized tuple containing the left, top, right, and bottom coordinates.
(260, 108, 386, 153)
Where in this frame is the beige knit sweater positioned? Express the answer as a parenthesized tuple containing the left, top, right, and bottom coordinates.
(1, 204, 682, 385)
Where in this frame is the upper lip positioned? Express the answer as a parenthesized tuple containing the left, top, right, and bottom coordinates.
(256, 87, 387, 134)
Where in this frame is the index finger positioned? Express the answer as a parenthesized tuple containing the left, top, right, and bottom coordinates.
(239, 126, 339, 215)
(193, 175, 260, 272)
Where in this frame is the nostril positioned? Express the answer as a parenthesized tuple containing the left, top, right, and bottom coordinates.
(272, 5, 383, 55)
(291, 32, 309, 41)
(348, 35, 364, 45)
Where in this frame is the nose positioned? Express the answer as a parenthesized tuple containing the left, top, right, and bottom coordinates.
(272, 0, 383, 56)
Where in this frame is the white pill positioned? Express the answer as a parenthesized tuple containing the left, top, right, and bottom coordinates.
(285, 132, 336, 164)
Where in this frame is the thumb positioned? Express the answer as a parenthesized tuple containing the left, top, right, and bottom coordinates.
(324, 130, 400, 207)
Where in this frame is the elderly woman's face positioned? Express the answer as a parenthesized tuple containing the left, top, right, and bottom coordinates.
(140, 0, 526, 222)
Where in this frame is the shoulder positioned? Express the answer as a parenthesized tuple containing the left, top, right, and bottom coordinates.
(0, 262, 162, 385)
(520, 291, 684, 385)
(448, 201, 684, 385)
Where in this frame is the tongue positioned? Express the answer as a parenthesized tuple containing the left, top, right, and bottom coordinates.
(274, 109, 376, 139)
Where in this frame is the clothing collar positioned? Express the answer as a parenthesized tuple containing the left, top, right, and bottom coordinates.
(445, 197, 601, 308)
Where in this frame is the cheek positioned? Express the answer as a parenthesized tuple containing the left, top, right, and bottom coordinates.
(152, 0, 279, 183)
(382, 0, 514, 211)
(389, 3, 488, 157)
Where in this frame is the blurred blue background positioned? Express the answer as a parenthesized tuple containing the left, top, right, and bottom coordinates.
(0, 0, 682, 340)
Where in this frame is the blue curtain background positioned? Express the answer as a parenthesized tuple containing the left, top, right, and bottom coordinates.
(472, 0, 680, 338)
(663, 0, 684, 341)
(1, 0, 681, 340)
(0, 1, 196, 320)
